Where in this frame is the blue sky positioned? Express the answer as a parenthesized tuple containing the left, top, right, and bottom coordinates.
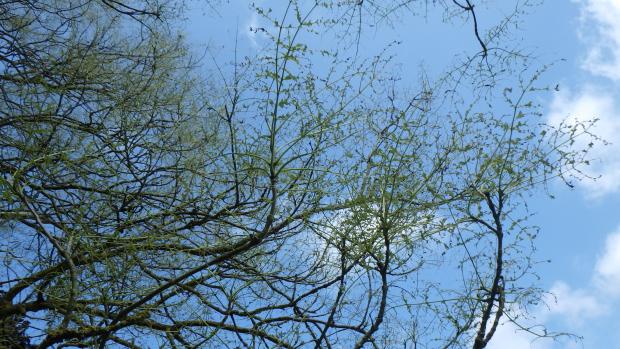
(491, 1, 620, 348)
(184, 1, 620, 347)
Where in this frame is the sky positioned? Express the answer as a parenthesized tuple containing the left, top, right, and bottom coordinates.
(493, 1, 620, 348)
(184, 1, 620, 347)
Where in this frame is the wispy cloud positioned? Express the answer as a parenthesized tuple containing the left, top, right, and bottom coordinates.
(487, 321, 551, 349)
(547, 86, 620, 198)
(491, 1, 620, 347)
(541, 0, 620, 327)
(594, 227, 620, 296)
(539, 226, 620, 325)
(575, 0, 620, 80)
(546, 0, 620, 198)
(488, 226, 620, 348)
(543, 281, 607, 325)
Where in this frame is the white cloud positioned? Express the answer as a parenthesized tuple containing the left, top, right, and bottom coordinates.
(550, 0, 620, 198)
(594, 229, 620, 296)
(576, 0, 620, 80)
(543, 281, 606, 325)
(487, 321, 551, 349)
(531, 1, 620, 345)
(537, 226, 620, 329)
(547, 87, 620, 198)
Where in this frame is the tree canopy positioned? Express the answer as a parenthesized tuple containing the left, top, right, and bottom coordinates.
(0, 1, 595, 348)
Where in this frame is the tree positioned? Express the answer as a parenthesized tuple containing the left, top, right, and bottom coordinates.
(0, 1, 595, 348)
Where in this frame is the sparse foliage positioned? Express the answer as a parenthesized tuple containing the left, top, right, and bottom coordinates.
(0, 1, 594, 348)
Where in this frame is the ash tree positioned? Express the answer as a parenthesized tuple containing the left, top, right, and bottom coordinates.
(0, 1, 595, 348)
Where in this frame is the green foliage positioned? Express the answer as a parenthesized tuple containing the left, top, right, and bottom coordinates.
(0, 1, 595, 348)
